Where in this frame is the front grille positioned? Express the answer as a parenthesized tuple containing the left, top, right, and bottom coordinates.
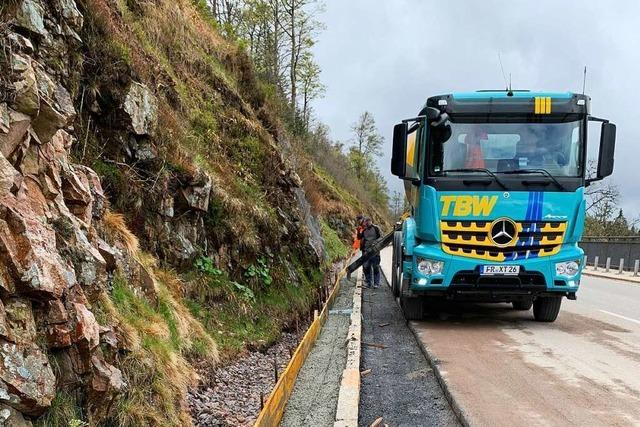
(451, 270, 547, 287)
(441, 220, 566, 261)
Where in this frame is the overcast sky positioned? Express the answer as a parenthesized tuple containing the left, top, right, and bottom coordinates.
(312, 0, 639, 217)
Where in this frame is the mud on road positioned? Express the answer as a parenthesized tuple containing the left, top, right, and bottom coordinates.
(358, 276, 460, 427)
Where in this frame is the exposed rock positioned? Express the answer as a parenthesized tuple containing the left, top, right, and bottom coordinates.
(0, 403, 32, 427)
(90, 355, 123, 395)
(70, 303, 100, 350)
(0, 339, 55, 416)
(0, 152, 20, 197)
(15, 0, 48, 38)
(6, 33, 34, 54)
(0, 110, 31, 162)
(0, 201, 76, 299)
(32, 83, 76, 143)
(0, 105, 9, 134)
(10, 55, 39, 116)
(45, 301, 68, 325)
(56, 0, 84, 30)
(123, 82, 158, 136)
(45, 323, 72, 348)
(4, 298, 36, 344)
(180, 173, 212, 212)
(0, 301, 11, 341)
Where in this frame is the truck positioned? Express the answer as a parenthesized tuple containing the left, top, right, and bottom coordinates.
(389, 90, 616, 322)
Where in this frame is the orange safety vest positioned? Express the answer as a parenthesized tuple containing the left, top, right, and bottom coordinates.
(352, 225, 365, 250)
(465, 143, 485, 168)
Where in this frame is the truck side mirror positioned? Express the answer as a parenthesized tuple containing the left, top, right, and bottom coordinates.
(596, 122, 616, 179)
(391, 123, 408, 177)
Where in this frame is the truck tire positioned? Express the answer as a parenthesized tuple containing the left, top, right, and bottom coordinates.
(399, 274, 422, 320)
(400, 295, 423, 320)
(533, 296, 562, 322)
(391, 231, 403, 297)
(512, 300, 533, 310)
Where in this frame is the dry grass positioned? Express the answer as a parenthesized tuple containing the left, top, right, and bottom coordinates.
(103, 210, 140, 255)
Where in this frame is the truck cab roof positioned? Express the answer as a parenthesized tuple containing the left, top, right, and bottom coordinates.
(424, 91, 590, 116)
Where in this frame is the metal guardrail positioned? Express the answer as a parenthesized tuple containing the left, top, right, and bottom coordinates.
(581, 236, 640, 275)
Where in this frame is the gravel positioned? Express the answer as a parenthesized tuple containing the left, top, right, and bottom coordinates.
(358, 276, 460, 427)
(188, 328, 307, 426)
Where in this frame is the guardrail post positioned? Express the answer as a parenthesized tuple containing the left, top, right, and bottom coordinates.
(618, 258, 624, 274)
(635, 260, 639, 276)
(605, 257, 611, 272)
(594, 256, 599, 271)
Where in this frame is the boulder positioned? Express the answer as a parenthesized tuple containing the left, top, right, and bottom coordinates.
(0, 339, 56, 416)
(123, 82, 158, 136)
(15, 0, 48, 38)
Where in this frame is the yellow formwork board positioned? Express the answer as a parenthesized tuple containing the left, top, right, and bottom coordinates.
(254, 264, 348, 427)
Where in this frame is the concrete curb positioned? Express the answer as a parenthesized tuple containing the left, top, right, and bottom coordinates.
(407, 322, 473, 427)
(583, 270, 640, 286)
(334, 270, 362, 427)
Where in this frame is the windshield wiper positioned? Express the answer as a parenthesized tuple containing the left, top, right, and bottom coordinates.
(498, 169, 566, 191)
(441, 168, 508, 190)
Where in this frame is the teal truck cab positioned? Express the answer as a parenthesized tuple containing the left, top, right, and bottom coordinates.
(390, 91, 616, 322)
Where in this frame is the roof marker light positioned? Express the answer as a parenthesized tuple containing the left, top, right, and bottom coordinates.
(438, 99, 448, 106)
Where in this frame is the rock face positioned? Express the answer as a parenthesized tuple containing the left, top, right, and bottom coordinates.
(0, 0, 126, 421)
(1, 0, 329, 423)
(123, 82, 158, 136)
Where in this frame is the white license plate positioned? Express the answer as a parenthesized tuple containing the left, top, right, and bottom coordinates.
(480, 265, 520, 275)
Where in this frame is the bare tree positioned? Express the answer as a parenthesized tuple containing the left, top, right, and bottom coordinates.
(585, 159, 620, 212)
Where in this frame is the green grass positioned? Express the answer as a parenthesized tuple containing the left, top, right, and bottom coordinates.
(320, 219, 349, 263)
(185, 257, 322, 358)
(34, 392, 83, 427)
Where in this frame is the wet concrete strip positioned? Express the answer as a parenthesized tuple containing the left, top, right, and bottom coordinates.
(280, 276, 356, 426)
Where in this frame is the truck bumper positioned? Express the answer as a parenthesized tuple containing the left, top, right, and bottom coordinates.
(406, 242, 583, 301)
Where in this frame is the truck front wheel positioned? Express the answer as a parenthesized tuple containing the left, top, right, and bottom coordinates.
(533, 296, 562, 322)
(399, 273, 422, 320)
(400, 295, 423, 320)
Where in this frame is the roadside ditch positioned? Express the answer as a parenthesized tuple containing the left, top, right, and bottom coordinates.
(188, 260, 346, 426)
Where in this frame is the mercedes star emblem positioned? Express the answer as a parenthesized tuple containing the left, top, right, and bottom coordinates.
(489, 218, 517, 247)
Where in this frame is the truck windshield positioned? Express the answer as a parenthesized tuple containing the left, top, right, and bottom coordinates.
(429, 120, 583, 177)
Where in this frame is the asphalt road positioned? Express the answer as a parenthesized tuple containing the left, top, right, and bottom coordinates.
(358, 275, 459, 427)
(380, 247, 640, 427)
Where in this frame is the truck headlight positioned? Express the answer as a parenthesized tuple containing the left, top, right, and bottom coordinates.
(556, 260, 580, 277)
(417, 258, 444, 275)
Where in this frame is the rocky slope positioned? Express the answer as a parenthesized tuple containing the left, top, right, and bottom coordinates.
(0, 0, 387, 425)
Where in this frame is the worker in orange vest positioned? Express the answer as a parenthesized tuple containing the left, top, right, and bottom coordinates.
(464, 129, 487, 168)
(352, 214, 365, 252)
